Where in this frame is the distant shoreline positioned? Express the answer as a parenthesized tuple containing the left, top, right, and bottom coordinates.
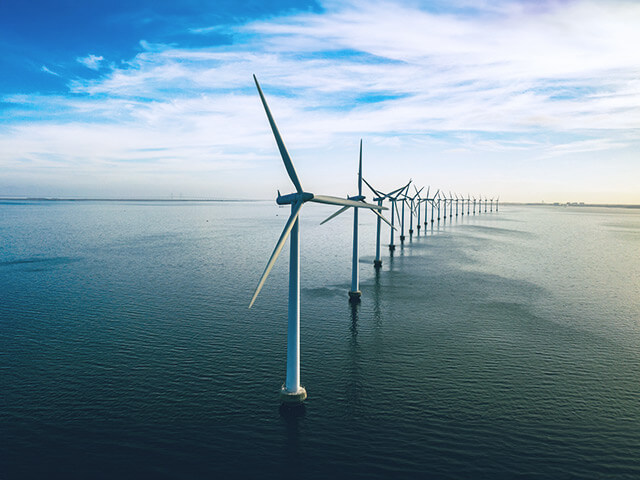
(0, 197, 638, 208)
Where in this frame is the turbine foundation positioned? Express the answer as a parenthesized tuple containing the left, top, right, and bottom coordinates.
(348, 290, 362, 303)
(389, 244, 396, 252)
(280, 385, 307, 404)
(400, 235, 405, 242)
(373, 260, 382, 269)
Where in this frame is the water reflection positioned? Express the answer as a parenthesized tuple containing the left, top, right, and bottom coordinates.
(279, 402, 305, 463)
(346, 301, 362, 409)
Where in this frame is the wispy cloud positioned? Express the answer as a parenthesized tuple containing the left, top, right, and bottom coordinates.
(77, 54, 105, 70)
(40, 65, 59, 76)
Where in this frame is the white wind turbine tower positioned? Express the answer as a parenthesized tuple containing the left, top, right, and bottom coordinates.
(362, 178, 406, 267)
(249, 76, 384, 404)
(388, 184, 409, 250)
(321, 140, 392, 302)
(427, 188, 439, 225)
(496, 196, 500, 212)
(408, 186, 423, 236)
(398, 182, 412, 243)
(455, 193, 459, 217)
(484, 196, 488, 213)
(441, 193, 446, 222)
(473, 196, 477, 215)
(467, 193, 471, 215)
(417, 186, 429, 230)
(449, 192, 454, 218)
(490, 197, 494, 212)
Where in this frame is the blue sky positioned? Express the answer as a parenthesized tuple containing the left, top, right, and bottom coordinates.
(1, 0, 639, 202)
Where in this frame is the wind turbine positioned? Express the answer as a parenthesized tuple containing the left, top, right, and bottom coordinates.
(490, 197, 494, 212)
(389, 183, 409, 248)
(472, 196, 477, 215)
(408, 186, 423, 236)
(484, 196, 488, 213)
(467, 193, 471, 215)
(415, 186, 427, 232)
(448, 192, 453, 219)
(320, 140, 392, 302)
(496, 196, 500, 212)
(249, 75, 384, 404)
(455, 193, 459, 217)
(459, 193, 464, 217)
(441, 193, 446, 222)
(426, 188, 439, 225)
(398, 182, 412, 242)
(363, 178, 406, 267)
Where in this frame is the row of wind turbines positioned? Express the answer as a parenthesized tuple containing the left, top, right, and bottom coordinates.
(248, 76, 499, 405)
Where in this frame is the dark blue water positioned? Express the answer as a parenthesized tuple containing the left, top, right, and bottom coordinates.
(2, 200, 639, 479)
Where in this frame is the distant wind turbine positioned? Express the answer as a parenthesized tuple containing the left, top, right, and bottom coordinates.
(363, 178, 405, 267)
(496, 196, 500, 212)
(441, 193, 446, 222)
(321, 140, 392, 302)
(408, 186, 423, 236)
(417, 186, 429, 230)
(249, 76, 384, 404)
(449, 192, 454, 219)
(398, 182, 412, 242)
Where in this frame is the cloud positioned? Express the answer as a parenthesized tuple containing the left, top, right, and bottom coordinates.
(3, 0, 640, 201)
(41, 65, 59, 76)
(77, 54, 105, 70)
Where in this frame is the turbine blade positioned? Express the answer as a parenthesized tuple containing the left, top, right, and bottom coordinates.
(253, 75, 303, 193)
(358, 139, 363, 196)
(362, 177, 381, 197)
(310, 194, 384, 210)
(320, 205, 350, 224)
(371, 208, 396, 229)
(249, 201, 303, 308)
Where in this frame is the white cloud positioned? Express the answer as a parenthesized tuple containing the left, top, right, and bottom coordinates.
(77, 54, 105, 70)
(41, 65, 59, 76)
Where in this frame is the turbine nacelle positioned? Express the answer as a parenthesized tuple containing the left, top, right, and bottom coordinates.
(276, 191, 314, 205)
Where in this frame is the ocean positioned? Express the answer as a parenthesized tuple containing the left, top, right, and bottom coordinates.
(1, 200, 639, 479)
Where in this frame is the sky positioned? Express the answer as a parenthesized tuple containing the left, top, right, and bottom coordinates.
(1, 0, 639, 203)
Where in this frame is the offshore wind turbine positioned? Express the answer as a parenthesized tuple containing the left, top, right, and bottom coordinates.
(321, 140, 392, 302)
(441, 193, 446, 222)
(449, 192, 454, 219)
(484, 196, 488, 213)
(249, 76, 384, 404)
(473, 196, 477, 215)
(496, 196, 500, 212)
(467, 194, 471, 215)
(427, 188, 439, 225)
(398, 182, 412, 242)
(490, 197, 494, 212)
(455, 193, 459, 217)
(408, 186, 423, 236)
(417, 186, 429, 230)
(363, 178, 405, 267)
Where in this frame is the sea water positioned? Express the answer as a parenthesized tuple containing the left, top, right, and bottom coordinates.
(1, 200, 639, 479)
